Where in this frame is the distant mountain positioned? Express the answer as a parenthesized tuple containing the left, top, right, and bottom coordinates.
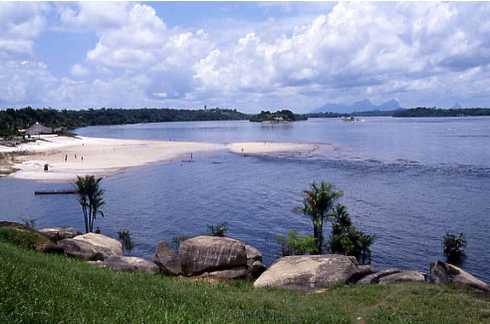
(313, 98, 402, 113)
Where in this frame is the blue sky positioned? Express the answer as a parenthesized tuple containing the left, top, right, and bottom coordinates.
(1, 2, 490, 112)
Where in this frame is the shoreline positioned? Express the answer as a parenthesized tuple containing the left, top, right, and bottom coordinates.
(1, 136, 321, 182)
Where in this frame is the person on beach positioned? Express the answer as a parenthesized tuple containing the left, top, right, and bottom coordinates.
(64, 154, 67, 162)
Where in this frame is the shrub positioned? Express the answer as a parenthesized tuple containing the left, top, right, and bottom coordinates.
(276, 230, 317, 256)
(207, 223, 228, 237)
(443, 232, 466, 264)
(329, 204, 375, 265)
(117, 229, 134, 253)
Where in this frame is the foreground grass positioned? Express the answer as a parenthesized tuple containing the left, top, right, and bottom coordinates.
(0, 243, 489, 323)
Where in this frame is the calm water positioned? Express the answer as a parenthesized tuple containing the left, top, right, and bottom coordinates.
(1, 117, 490, 281)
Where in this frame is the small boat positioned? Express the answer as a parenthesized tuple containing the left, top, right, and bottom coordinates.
(341, 116, 356, 122)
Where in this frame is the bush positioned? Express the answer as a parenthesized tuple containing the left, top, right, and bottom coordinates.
(207, 223, 228, 237)
(117, 229, 134, 253)
(276, 230, 317, 256)
(329, 204, 375, 265)
(443, 232, 466, 264)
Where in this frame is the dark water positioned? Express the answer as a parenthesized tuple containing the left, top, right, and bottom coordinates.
(1, 117, 490, 281)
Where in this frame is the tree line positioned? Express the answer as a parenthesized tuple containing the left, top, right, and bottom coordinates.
(0, 107, 249, 137)
(393, 107, 490, 117)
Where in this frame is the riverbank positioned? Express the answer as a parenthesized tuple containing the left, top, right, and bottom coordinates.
(1, 242, 489, 323)
(1, 135, 321, 181)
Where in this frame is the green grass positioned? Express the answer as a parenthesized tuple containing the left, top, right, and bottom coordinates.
(0, 223, 50, 251)
(1, 242, 489, 323)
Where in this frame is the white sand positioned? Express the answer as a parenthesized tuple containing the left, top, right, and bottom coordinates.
(7, 136, 223, 181)
(227, 142, 318, 155)
(2, 136, 326, 182)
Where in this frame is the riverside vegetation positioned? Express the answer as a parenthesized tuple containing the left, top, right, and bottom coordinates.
(1, 179, 489, 322)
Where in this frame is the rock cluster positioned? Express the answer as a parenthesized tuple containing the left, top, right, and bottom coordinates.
(154, 235, 266, 279)
(3, 221, 489, 292)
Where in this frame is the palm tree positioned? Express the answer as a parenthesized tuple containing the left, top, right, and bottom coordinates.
(301, 181, 343, 254)
(75, 175, 105, 233)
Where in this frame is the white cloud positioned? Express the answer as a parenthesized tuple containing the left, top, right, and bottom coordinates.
(70, 64, 89, 78)
(0, 2, 47, 57)
(3, 2, 490, 110)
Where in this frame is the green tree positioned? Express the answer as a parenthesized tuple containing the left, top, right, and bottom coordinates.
(330, 204, 375, 265)
(75, 176, 105, 233)
(300, 181, 343, 254)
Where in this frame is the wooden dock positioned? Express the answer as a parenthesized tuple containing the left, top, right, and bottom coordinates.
(34, 190, 78, 195)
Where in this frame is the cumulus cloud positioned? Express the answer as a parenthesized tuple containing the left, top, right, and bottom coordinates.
(3, 2, 490, 110)
(0, 2, 47, 57)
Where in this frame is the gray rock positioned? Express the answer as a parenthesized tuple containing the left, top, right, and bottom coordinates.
(253, 254, 365, 291)
(357, 268, 402, 284)
(378, 271, 426, 284)
(248, 260, 267, 279)
(39, 227, 81, 242)
(179, 235, 247, 276)
(57, 238, 104, 261)
(153, 241, 182, 275)
(73, 233, 123, 258)
(199, 266, 249, 279)
(429, 261, 489, 292)
(245, 244, 262, 263)
(89, 256, 159, 273)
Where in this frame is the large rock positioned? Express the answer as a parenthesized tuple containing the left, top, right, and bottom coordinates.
(245, 244, 262, 263)
(254, 254, 366, 291)
(38, 227, 81, 242)
(245, 244, 266, 279)
(357, 268, 402, 284)
(57, 238, 105, 261)
(248, 260, 267, 279)
(89, 256, 159, 273)
(73, 233, 123, 257)
(378, 271, 426, 284)
(199, 266, 249, 280)
(153, 241, 182, 275)
(0, 221, 53, 252)
(429, 261, 489, 292)
(179, 235, 247, 276)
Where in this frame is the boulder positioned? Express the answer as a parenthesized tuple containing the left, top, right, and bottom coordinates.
(153, 241, 182, 275)
(89, 256, 159, 273)
(57, 238, 104, 261)
(429, 261, 489, 292)
(199, 266, 249, 280)
(73, 233, 123, 257)
(245, 244, 262, 263)
(0, 221, 52, 252)
(378, 271, 426, 284)
(253, 254, 365, 291)
(179, 235, 247, 276)
(357, 268, 402, 284)
(248, 260, 267, 279)
(38, 227, 81, 242)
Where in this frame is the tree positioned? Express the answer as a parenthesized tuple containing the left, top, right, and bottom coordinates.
(443, 232, 466, 265)
(75, 175, 105, 233)
(300, 181, 343, 254)
(330, 204, 375, 265)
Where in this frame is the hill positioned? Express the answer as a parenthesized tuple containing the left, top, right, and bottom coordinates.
(1, 242, 489, 323)
(313, 99, 402, 113)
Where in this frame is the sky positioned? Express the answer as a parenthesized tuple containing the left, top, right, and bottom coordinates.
(2, 1, 490, 112)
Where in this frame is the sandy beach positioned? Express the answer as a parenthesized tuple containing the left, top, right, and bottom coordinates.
(1, 136, 321, 181)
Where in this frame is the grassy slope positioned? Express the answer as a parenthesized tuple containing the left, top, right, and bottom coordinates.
(0, 242, 489, 323)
